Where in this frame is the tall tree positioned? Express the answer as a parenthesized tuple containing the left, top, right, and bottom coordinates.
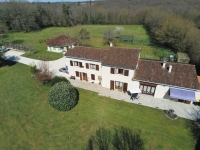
(62, 3, 74, 26)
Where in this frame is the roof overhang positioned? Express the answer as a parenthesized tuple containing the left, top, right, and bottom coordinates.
(102, 64, 135, 70)
(65, 56, 101, 62)
(132, 79, 198, 91)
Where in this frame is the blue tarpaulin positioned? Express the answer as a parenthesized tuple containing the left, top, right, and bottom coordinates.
(170, 88, 196, 102)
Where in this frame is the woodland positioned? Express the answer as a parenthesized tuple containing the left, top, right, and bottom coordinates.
(0, 0, 200, 73)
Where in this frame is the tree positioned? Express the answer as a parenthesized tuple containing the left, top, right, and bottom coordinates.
(35, 61, 55, 83)
(115, 27, 123, 38)
(62, 3, 74, 26)
(48, 81, 79, 111)
(112, 127, 144, 150)
(0, 20, 8, 35)
(104, 29, 115, 43)
(78, 28, 90, 42)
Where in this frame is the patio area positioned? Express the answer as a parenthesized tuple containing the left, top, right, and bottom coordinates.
(58, 73, 200, 121)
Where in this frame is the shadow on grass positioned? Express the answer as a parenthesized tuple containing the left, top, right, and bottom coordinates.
(185, 120, 200, 150)
(0, 59, 17, 67)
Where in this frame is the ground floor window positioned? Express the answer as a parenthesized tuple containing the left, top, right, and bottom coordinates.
(139, 82, 156, 95)
(110, 80, 128, 92)
(75, 71, 79, 77)
(60, 47, 64, 51)
(115, 81, 123, 91)
(91, 74, 95, 80)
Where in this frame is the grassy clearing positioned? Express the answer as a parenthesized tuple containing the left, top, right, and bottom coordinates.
(0, 63, 195, 150)
(4, 25, 171, 60)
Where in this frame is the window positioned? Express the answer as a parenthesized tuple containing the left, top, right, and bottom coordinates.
(124, 70, 129, 76)
(115, 81, 123, 90)
(139, 83, 156, 96)
(96, 65, 99, 71)
(91, 74, 95, 80)
(70, 60, 73, 66)
(86, 63, 89, 69)
(116, 68, 124, 74)
(90, 64, 96, 69)
(74, 61, 78, 66)
(76, 71, 79, 77)
(111, 68, 115, 74)
(79, 62, 83, 68)
(60, 47, 64, 50)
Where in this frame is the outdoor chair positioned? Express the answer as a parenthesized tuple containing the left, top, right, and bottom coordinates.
(130, 93, 139, 100)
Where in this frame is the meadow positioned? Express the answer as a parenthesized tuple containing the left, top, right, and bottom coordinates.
(4, 25, 171, 60)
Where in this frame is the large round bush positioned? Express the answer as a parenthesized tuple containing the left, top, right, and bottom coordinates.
(50, 76, 70, 86)
(48, 81, 79, 111)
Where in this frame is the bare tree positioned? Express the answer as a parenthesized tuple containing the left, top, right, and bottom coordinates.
(104, 29, 115, 43)
(35, 61, 55, 83)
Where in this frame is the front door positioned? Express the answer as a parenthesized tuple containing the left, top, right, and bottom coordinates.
(123, 83, 128, 92)
(83, 73, 87, 81)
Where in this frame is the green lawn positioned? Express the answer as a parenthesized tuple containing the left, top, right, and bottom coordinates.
(0, 63, 195, 150)
(4, 25, 171, 60)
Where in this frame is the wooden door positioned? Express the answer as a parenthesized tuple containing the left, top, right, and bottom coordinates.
(83, 73, 87, 81)
(110, 80, 114, 90)
(123, 83, 128, 92)
(80, 72, 82, 80)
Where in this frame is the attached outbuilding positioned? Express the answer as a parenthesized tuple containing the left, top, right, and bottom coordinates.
(46, 35, 77, 53)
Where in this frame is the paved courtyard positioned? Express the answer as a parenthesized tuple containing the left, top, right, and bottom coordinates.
(4, 50, 200, 121)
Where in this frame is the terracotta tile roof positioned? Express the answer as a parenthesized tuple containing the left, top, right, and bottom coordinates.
(65, 46, 108, 61)
(46, 35, 77, 46)
(65, 46, 140, 69)
(102, 47, 140, 69)
(133, 59, 199, 89)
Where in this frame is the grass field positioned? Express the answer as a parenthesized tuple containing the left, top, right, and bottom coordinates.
(4, 25, 171, 60)
(0, 63, 195, 150)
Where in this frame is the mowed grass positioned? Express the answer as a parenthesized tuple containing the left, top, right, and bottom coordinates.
(4, 25, 171, 60)
(0, 63, 195, 150)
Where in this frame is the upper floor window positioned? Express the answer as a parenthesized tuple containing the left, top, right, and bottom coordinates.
(116, 68, 124, 74)
(86, 63, 99, 71)
(70, 60, 83, 68)
(90, 64, 96, 69)
(74, 61, 78, 66)
(110, 68, 129, 76)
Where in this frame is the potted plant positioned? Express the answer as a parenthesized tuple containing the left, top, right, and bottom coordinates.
(98, 76, 102, 85)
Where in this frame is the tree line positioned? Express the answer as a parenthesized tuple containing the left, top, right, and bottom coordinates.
(0, 0, 200, 72)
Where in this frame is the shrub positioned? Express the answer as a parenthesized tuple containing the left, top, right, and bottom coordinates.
(35, 61, 55, 83)
(48, 82, 79, 111)
(50, 76, 70, 86)
(30, 65, 37, 75)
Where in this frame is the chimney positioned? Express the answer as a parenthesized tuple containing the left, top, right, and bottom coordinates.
(168, 65, 172, 73)
(162, 61, 166, 68)
(109, 42, 113, 47)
